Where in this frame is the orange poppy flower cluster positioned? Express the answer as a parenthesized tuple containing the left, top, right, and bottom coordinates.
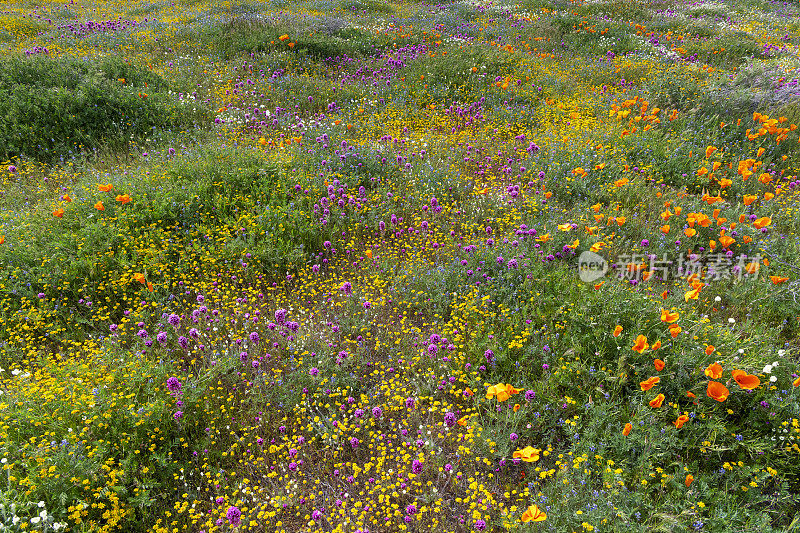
(704, 361, 761, 399)
(485, 383, 521, 402)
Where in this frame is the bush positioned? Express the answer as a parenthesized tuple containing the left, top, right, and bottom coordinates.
(0, 56, 205, 163)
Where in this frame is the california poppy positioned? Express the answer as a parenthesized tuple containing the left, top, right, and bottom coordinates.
(521, 504, 546, 522)
(640, 376, 660, 391)
(53, 208, 64, 218)
(649, 393, 665, 408)
(512, 446, 540, 462)
(94, 201, 105, 211)
(753, 217, 771, 229)
(116, 194, 131, 204)
(613, 325, 623, 338)
(132, 273, 146, 284)
(486, 383, 521, 402)
(513, 403, 521, 412)
(654, 359, 665, 371)
(660, 309, 679, 323)
(707, 381, 729, 402)
(770, 276, 789, 284)
(704, 362, 723, 379)
(0, 236, 4, 245)
(674, 414, 689, 429)
(669, 324, 682, 338)
(705, 345, 715, 356)
(632, 335, 649, 353)
(623, 422, 632, 436)
(685, 474, 694, 487)
(98, 183, 113, 192)
(732, 370, 760, 390)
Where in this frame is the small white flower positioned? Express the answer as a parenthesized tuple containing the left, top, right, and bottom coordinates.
(11, 369, 20, 376)
(763, 364, 773, 374)
(778, 350, 786, 356)
(738, 349, 745, 354)
(38, 501, 45, 508)
(728, 318, 736, 324)
(714, 296, 722, 302)
(770, 376, 777, 383)
(31, 517, 41, 525)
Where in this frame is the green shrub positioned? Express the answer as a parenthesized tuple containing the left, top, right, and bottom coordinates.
(0, 56, 205, 163)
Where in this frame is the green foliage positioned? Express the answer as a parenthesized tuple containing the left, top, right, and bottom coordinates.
(0, 56, 205, 163)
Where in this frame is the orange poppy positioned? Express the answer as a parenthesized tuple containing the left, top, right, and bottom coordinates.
(94, 201, 105, 211)
(652, 340, 662, 351)
(743, 194, 757, 206)
(707, 381, 729, 402)
(97, 183, 113, 192)
(753, 216, 771, 229)
(0, 236, 4, 245)
(654, 359, 665, 371)
(521, 504, 547, 522)
(640, 376, 661, 391)
(705, 345, 715, 355)
(719, 235, 735, 248)
(685, 474, 694, 487)
(486, 383, 521, 402)
(132, 273, 146, 284)
(613, 325, 623, 338)
(669, 324, 682, 338)
(623, 422, 632, 436)
(794, 376, 800, 387)
(649, 394, 665, 408)
(53, 208, 64, 218)
(457, 415, 468, 426)
(687, 391, 696, 398)
(770, 276, 789, 284)
(63, 194, 72, 202)
(704, 362, 723, 379)
(732, 370, 760, 390)
(116, 194, 131, 204)
(674, 414, 690, 429)
(684, 286, 701, 302)
(513, 403, 521, 412)
(365, 249, 373, 259)
(632, 335, 649, 353)
(660, 309, 679, 323)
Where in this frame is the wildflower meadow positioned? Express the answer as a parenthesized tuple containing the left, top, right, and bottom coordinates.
(1, 0, 800, 531)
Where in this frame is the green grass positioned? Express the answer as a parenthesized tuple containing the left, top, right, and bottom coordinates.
(0, 56, 206, 163)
